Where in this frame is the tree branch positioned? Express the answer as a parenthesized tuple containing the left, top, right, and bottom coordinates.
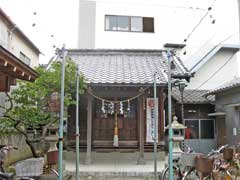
(13, 120, 39, 158)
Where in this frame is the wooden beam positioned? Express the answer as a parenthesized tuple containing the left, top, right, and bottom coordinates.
(0, 66, 33, 82)
(0, 75, 10, 92)
(85, 90, 93, 165)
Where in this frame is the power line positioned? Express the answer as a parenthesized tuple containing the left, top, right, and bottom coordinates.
(196, 52, 236, 89)
(183, 0, 217, 43)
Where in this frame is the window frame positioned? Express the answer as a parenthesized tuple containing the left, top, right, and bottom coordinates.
(185, 118, 215, 140)
(104, 15, 154, 33)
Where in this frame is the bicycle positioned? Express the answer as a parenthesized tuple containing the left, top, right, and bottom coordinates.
(0, 145, 34, 180)
(161, 145, 199, 180)
(184, 144, 237, 180)
(161, 144, 231, 180)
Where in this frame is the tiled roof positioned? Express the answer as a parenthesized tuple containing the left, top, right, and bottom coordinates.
(67, 49, 190, 85)
(172, 88, 215, 104)
(205, 77, 240, 96)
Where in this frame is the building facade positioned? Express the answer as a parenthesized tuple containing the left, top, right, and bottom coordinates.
(205, 78, 240, 146)
(0, 8, 39, 108)
(0, 8, 40, 68)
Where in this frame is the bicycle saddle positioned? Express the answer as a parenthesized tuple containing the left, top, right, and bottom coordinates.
(0, 172, 14, 180)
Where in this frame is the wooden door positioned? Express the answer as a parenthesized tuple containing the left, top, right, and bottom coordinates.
(216, 117, 227, 146)
(93, 99, 138, 147)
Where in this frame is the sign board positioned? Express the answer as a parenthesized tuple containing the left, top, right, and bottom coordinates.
(146, 98, 158, 142)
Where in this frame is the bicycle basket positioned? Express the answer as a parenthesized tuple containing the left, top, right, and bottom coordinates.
(181, 153, 203, 167)
(223, 148, 233, 161)
(196, 155, 214, 174)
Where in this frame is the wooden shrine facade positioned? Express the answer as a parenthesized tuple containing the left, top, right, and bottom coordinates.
(66, 49, 192, 164)
(67, 85, 166, 164)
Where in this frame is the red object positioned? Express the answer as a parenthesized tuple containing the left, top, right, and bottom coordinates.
(47, 150, 58, 165)
(185, 128, 191, 139)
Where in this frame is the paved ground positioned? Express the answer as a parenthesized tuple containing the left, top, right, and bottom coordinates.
(64, 151, 166, 179)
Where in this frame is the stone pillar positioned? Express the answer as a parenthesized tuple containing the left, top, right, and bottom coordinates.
(85, 92, 93, 164)
(137, 95, 145, 165)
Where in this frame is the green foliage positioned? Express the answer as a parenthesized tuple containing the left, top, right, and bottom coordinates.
(0, 59, 86, 133)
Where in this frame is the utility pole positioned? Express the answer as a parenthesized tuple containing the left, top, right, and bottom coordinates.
(76, 65, 80, 180)
(167, 50, 173, 180)
(58, 45, 67, 180)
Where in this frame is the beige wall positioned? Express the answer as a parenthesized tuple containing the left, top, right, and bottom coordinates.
(10, 33, 39, 67)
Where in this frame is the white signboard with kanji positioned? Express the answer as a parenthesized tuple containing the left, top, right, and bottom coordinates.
(146, 98, 158, 143)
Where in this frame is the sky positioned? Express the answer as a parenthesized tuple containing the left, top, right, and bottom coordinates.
(0, 0, 239, 64)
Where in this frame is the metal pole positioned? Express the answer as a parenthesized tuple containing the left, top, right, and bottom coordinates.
(58, 45, 67, 180)
(153, 73, 157, 180)
(167, 50, 173, 180)
(238, 0, 240, 41)
(76, 65, 80, 180)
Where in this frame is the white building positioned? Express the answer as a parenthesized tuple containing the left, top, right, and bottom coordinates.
(0, 8, 40, 67)
(78, 0, 240, 91)
(78, 0, 213, 49)
(0, 8, 40, 114)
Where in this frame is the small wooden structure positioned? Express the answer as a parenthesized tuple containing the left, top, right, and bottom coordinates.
(67, 49, 192, 164)
(0, 45, 38, 92)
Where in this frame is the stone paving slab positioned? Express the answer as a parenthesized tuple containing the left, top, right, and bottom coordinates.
(64, 151, 166, 178)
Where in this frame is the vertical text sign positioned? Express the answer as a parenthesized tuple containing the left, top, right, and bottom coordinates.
(146, 98, 158, 142)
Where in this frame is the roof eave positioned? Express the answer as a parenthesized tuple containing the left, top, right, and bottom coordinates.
(191, 44, 240, 72)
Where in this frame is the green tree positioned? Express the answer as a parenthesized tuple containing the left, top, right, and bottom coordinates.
(0, 60, 85, 157)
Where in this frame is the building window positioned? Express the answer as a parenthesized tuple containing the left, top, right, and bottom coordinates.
(200, 120, 214, 139)
(185, 120, 199, 139)
(185, 119, 215, 139)
(105, 15, 154, 33)
(19, 52, 31, 66)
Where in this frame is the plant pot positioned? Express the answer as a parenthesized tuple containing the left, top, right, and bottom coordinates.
(47, 150, 58, 165)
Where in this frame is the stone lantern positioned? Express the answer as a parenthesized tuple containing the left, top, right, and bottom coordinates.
(166, 116, 186, 158)
(45, 125, 59, 165)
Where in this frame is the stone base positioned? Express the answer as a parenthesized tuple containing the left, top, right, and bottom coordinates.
(137, 156, 146, 165)
(159, 151, 166, 161)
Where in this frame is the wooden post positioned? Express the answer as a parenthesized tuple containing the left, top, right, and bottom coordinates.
(159, 87, 166, 142)
(137, 95, 145, 165)
(85, 91, 93, 164)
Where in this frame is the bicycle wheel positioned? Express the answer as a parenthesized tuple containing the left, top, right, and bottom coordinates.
(161, 166, 182, 180)
(183, 168, 200, 180)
